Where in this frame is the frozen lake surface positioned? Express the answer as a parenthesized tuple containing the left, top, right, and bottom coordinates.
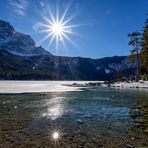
(0, 81, 99, 93)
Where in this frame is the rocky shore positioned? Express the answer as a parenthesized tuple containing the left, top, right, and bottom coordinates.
(110, 81, 148, 89)
(63, 81, 148, 89)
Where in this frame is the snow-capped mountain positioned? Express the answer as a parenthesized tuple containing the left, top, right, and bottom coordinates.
(0, 20, 51, 56)
(0, 20, 136, 80)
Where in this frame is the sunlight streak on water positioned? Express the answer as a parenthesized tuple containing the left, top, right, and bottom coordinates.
(42, 95, 67, 120)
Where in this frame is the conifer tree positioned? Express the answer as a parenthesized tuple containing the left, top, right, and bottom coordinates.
(141, 15, 148, 75)
(128, 31, 142, 79)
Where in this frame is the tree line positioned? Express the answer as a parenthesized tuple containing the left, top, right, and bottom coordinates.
(128, 13, 148, 80)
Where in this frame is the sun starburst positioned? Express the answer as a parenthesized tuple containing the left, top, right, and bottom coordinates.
(49, 126, 64, 145)
(36, 1, 82, 50)
(43, 16, 72, 46)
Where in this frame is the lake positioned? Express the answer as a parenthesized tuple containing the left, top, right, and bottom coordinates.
(0, 81, 148, 148)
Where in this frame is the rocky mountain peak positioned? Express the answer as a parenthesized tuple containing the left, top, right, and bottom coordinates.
(0, 20, 51, 56)
(0, 20, 15, 34)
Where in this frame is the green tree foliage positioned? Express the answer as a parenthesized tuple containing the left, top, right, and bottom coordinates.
(141, 15, 148, 74)
(128, 31, 142, 77)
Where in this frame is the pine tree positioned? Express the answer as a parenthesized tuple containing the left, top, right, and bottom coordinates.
(141, 15, 148, 75)
(128, 31, 142, 79)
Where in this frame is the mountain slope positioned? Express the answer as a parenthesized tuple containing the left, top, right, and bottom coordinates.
(0, 50, 136, 80)
(0, 20, 51, 56)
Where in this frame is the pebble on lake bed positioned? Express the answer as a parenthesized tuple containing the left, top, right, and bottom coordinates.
(126, 144, 134, 148)
(14, 106, 18, 109)
(106, 98, 110, 100)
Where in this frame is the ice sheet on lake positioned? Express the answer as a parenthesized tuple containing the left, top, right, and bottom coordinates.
(0, 81, 99, 93)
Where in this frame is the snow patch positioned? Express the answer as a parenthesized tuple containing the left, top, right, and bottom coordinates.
(105, 68, 111, 74)
(7, 50, 40, 57)
(111, 81, 148, 88)
(108, 59, 136, 71)
(96, 67, 100, 70)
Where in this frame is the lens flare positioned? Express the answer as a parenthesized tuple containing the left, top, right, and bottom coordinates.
(52, 23, 64, 35)
(37, 1, 83, 50)
(52, 132, 59, 140)
(50, 128, 63, 144)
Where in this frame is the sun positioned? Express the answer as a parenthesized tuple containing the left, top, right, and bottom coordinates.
(36, 1, 83, 49)
(39, 13, 75, 49)
(45, 18, 68, 43)
(51, 23, 64, 36)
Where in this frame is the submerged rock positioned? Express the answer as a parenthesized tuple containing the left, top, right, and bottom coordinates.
(130, 109, 143, 118)
(133, 122, 143, 128)
(77, 119, 84, 124)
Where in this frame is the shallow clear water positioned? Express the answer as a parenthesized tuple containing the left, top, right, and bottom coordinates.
(0, 84, 148, 148)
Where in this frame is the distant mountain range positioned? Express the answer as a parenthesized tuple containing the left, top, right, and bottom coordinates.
(0, 20, 136, 80)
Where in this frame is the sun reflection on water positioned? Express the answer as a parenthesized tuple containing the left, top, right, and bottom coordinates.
(48, 125, 64, 145)
(41, 95, 67, 120)
(52, 131, 60, 140)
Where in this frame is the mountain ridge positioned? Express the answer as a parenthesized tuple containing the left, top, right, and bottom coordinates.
(0, 49, 136, 80)
(0, 20, 51, 56)
(0, 20, 136, 80)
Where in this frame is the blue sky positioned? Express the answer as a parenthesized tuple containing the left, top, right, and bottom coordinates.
(0, 0, 148, 58)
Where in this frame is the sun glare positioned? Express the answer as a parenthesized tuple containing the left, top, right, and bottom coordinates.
(50, 130, 62, 143)
(40, 14, 75, 49)
(37, 1, 82, 49)
(51, 23, 64, 36)
(50, 125, 63, 144)
(52, 132, 59, 140)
